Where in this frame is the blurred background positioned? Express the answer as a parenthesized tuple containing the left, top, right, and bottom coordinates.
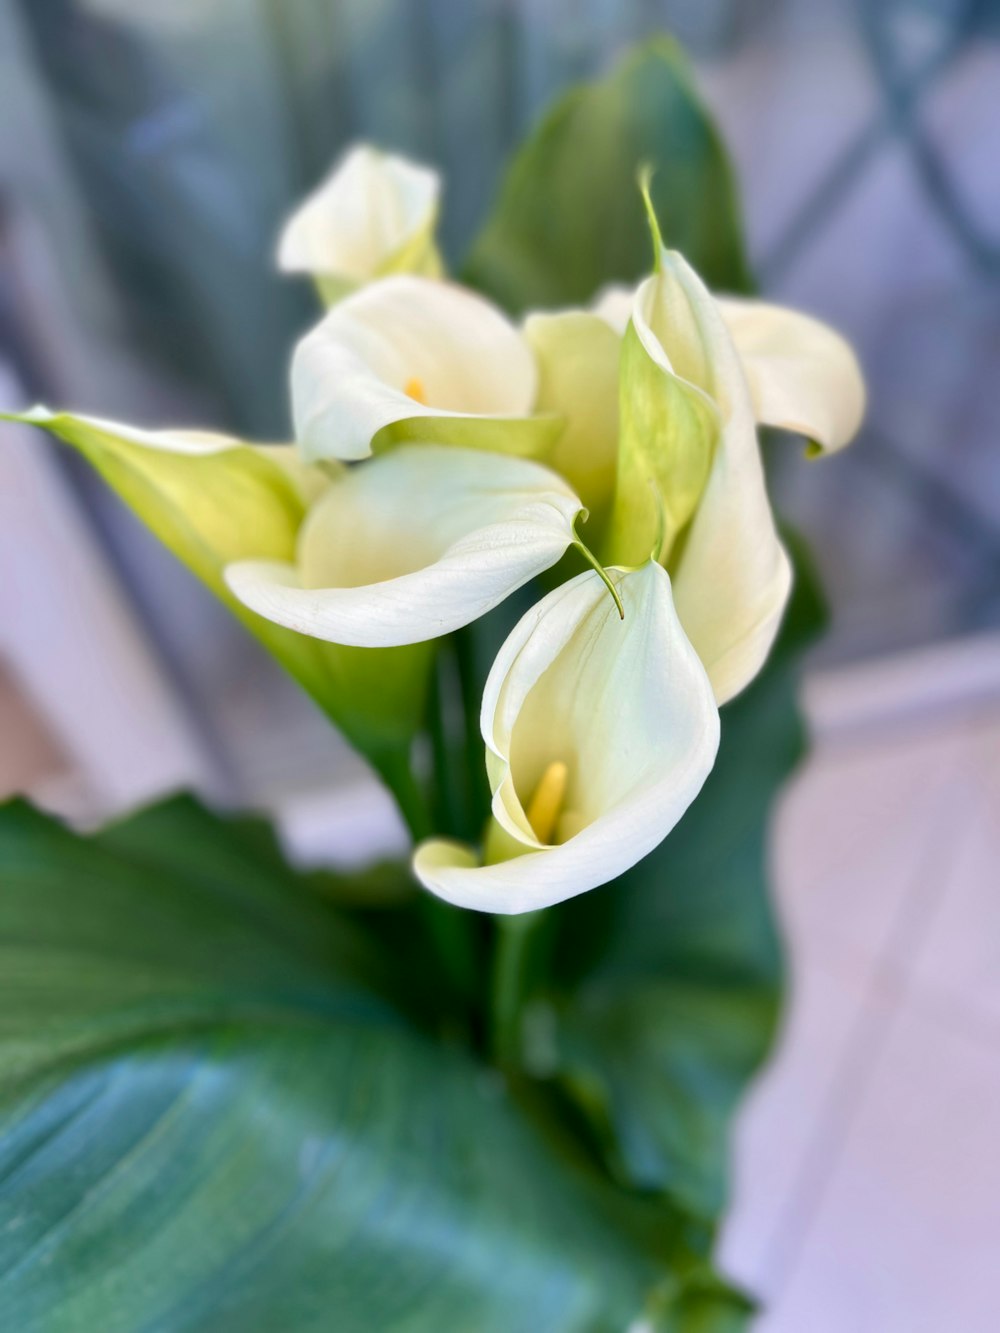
(1, 1, 998, 1329)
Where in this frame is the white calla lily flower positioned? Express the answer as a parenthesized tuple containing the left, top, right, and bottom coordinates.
(292, 275, 559, 463)
(605, 243, 864, 705)
(413, 561, 719, 914)
(225, 446, 585, 648)
(594, 281, 864, 454)
(713, 297, 865, 454)
(277, 144, 442, 301)
(610, 252, 792, 704)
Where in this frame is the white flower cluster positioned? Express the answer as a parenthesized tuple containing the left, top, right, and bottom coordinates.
(19, 144, 865, 913)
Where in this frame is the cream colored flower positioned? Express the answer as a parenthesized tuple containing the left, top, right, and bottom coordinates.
(603, 249, 864, 704)
(521, 308, 621, 531)
(226, 445, 585, 647)
(277, 144, 442, 302)
(713, 296, 865, 454)
(292, 276, 559, 463)
(413, 561, 719, 913)
(594, 282, 865, 454)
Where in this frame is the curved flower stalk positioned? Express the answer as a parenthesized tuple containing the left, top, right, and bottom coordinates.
(413, 562, 720, 914)
(226, 446, 587, 647)
(292, 275, 561, 463)
(277, 144, 443, 305)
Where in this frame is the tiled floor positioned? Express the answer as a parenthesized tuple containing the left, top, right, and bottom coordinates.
(720, 637, 1000, 1331)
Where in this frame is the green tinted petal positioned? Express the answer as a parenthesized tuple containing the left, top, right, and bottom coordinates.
(4, 408, 432, 775)
(523, 309, 621, 532)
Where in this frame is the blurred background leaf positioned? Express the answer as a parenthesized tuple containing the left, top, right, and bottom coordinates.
(463, 37, 753, 312)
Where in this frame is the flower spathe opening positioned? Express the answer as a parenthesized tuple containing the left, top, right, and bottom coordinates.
(417, 563, 722, 914)
(404, 376, 427, 404)
(496, 571, 646, 853)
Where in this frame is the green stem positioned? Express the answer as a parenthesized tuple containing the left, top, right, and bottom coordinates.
(638, 163, 665, 268)
(573, 538, 625, 619)
(491, 911, 542, 1068)
(453, 626, 490, 836)
(368, 728, 480, 1007)
(368, 746, 433, 843)
(354, 699, 483, 1009)
(426, 661, 459, 837)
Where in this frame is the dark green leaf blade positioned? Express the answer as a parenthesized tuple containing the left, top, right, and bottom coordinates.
(0, 797, 742, 1331)
(0, 1031, 664, 1333)
(464, 37, 753, 314)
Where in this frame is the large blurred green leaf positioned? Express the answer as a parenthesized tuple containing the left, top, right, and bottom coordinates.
(464, 38, 753, 313)
(0, 797, 745, 1331)
(541, 536, 825, 1220)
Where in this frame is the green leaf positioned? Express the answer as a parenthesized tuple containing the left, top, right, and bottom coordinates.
(464, 38, 753, 314)
(653, 1278, 755, 1332)
(0, 797, 746, 1331)
(543, 536, 826, 1219)
(3, 408, 433, 791)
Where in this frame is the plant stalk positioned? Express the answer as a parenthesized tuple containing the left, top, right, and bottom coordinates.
(426, 660, 460, 837)
(368, 745, 433, 843)
(453, 626, 490, 836)
(491, 910, 543, 1068)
